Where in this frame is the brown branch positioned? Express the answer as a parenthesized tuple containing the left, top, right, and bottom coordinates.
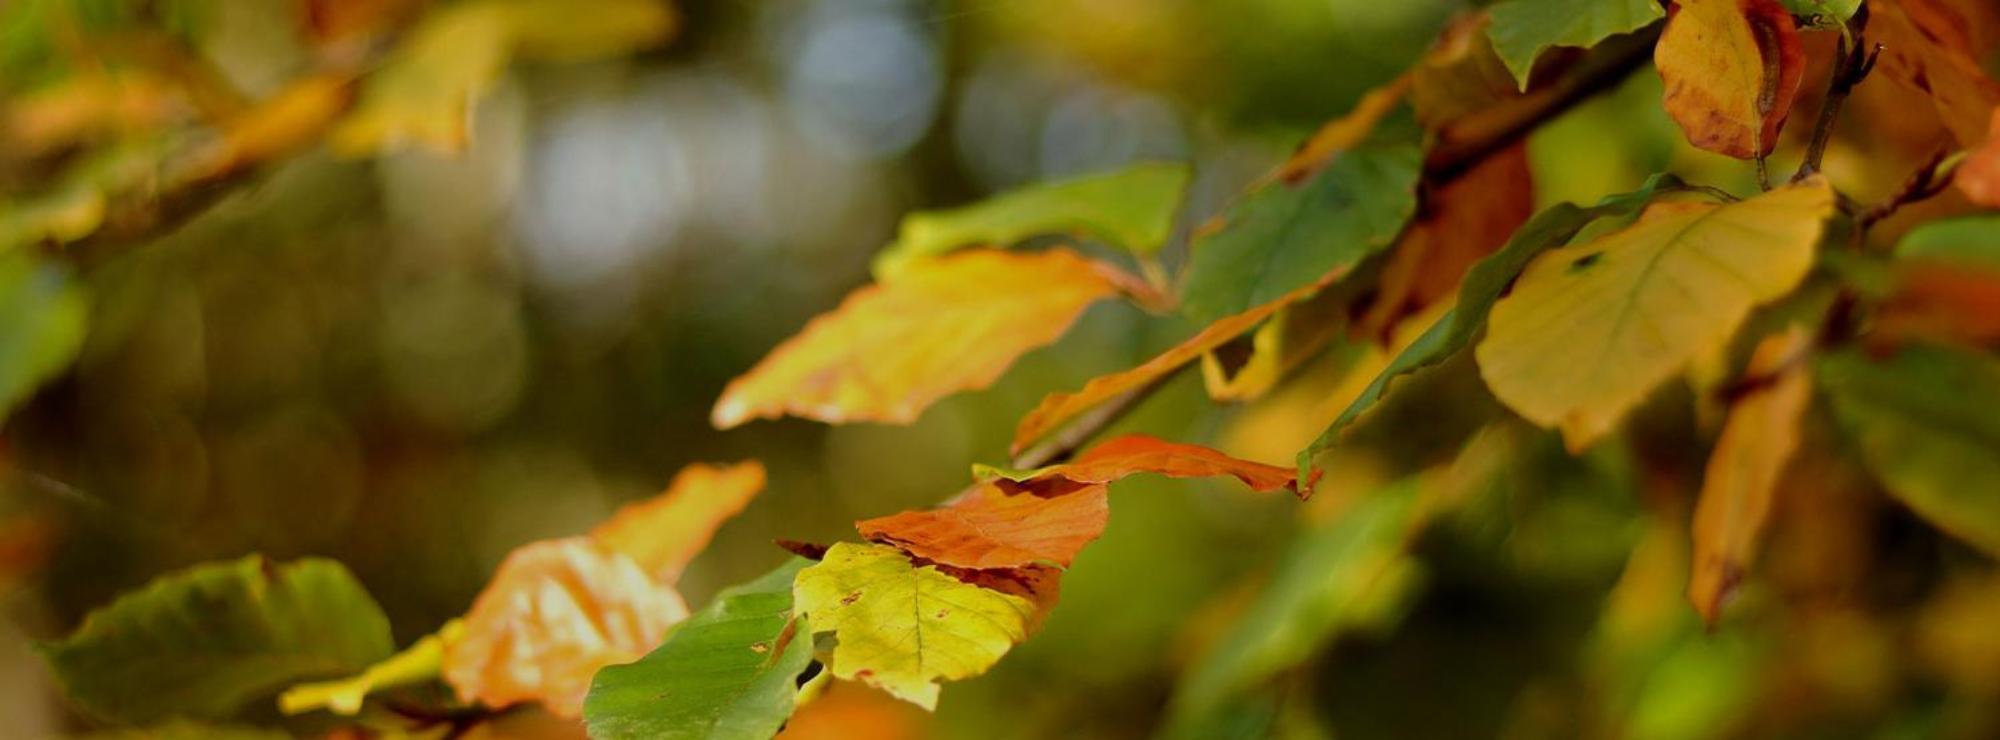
(1857, 147, 1958, 230)
(1794, 6, 1879, 183)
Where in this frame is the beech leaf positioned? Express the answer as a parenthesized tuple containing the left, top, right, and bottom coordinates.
(988, 433, 1307, 498)
(40, 556, 393, 724)
(1687, 327, 1812, 624)
(1476, 177, 1835, 451)
(857, 482, 1109, 570)
(1654, 0, 1805, 159)
(585, 560, 814, 740)
(1486, 0, 1665, 90)
(793, 542, 1036, 709)
(1870, 0, 2000, 146)
(589, 461, 766, 582)
(441, 538, 689, 718)
(278, 620, 466, 716)
(871, 162, 1190, 278)
(715, 248, 1127, 429)
(0, 251, 87, 419)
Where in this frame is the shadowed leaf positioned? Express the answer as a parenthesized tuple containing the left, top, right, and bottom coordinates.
(1688, 327, 1812, 624)
(871, 163, 1190, 277)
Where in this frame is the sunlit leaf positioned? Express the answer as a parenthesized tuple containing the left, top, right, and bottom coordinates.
(40, 556, 393, 724)
(1820, 344, 2000, 556)
(1687, 327, 1812, 624)
(278, 620, 465, 716)
(585, 560, 814, 740)
(715, 248, 1127, 429)
(1476, 177, 1835, 451)
(871, 162, 1190, 278)
(1298, 173, 1689, 479)
(793, 542, 1035, 709)
(857, 482, 1108, 570)
(1955, 109, 2000, 207)
(181, 75, 353, 183)
(1779, 0, 1860, 24)
(442, 538, 689, 718)
(1486, 0, 1665, 89)
(589, 461, 766, 582)
(1180, 144, 1421, 322)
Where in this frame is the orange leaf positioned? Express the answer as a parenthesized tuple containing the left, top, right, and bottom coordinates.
(713, 249, 1126, 429)
(1654, 0, 1805, 159)
(588, 461, 765, 582)
(997, 433, 1311, 498)
(1956, 109, 2000, 207)
(857, 482, 1110, 570)
(778, 681, 932, 740)
(1688, 328, 1812, 624)
(442, 538, 688, 718)
(1355, 142, 1535, 341)
(1869, 261, 2000, 351)
(1872, 0, 2000, 146)
(1011, 276, 1335, 454)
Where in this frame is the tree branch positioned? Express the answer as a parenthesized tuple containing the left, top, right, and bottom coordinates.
(1794, 7, 1878, 182)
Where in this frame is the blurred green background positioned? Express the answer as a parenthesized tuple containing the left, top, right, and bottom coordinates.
(4, 0, 1996, 738)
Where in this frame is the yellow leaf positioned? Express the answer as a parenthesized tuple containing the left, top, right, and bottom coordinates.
(588, 461, 764, 582)
(792, 543, 1035, 709)
(1654, 0, 1805, 159)
(442, 538, 688, 718)
(714, 248, 1126, 428)
(1476, 178, 1834, 450)
(278, 620, 466, 716)
(1687, 327, 1812, 624)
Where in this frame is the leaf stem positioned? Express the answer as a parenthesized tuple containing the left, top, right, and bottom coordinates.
(1794, 8, 1879, 183)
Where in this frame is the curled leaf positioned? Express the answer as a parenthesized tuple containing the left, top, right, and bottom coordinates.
(1654, 0, 1805, 159)
(279, 620, 466, 716)
(589, 461, 765, 582)
(857, 482, 1109, 570)
(990, 434, 1308, 498)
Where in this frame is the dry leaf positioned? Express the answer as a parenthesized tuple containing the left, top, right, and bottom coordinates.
(1955, 108, 2000, 206)
(1688, 327, 1813, 624)
(442, 538, 688, 717)
(715, 249, 1128, 429)
(856, 482, 1110, 570)
(1871, 0, 2000, 146)
(994, 433, 1309, 498)
(1355, 142, 1535, 341)
(589, 461, 765, 582)
(1654, 0, 1805, 159)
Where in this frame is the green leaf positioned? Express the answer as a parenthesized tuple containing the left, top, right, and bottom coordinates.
(584, 559, 815, 740)
(1780, 0, 1861, 27)
(1180, 145, 1422, 323)
(1487, 0, 1666, 89)
(278, 620, 465, 716)
(0, 251, 87, 419)
(1894, 214, 2000, 271)
(871, 162, 1191, 278)
(1166, 479, 1425, 727)
(1820, 345, 2000, 556)
(41, 555, 394, 724)
(792, 542, 1035, 709)
(1297, 174, 1689, 480)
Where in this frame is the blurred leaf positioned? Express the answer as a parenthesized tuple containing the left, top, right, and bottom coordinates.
(442, 538, 688, 718)
(278, 619, 465, 716)
(585, 560, 814, 740)
(1410, 13, 1523, 131)
(987, 433, 1307, 498)
(1476, 177, 1834, 451)
(858, 481, 1108, 570)
(1820, 344, 2000, 556)
(1896, 214, 2000, 269)
(1869, 0, 2000, 145)
(180, 75, 352, 183)
(1166, 478, 1425, 730)
(1353, 142, 1535, 340)
(79, 720, 289, 739)
(871, 163, 1190, 278)
(332, 0, 675, 154)
(1780, 0, 1861, 24)
(1180, 145, 1421, 322)
(714, 249, 1127, 429)
(1654, 0, 1804, 159)
(40, 555, 393, 724)
(1270, 79, 1411, 185)
(1012, 275, 1331, 455)
(1687, 327, 1812, 624)
(589, 461, 766, 582)
(1486, 0, 1664, 89)
(775, 681, 930, 740)
(1956, 109, 2000, 208)
(1297, 173, 1689, 479)
(0, 251, 88, 419)
(793, 542, 1035, 710)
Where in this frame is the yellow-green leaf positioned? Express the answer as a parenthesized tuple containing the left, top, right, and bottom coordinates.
(1475, 178, 1834, 451)
(871, 162, 1190, 278)
(792, 543, 1035, 710)
(277, 620, 465, 716)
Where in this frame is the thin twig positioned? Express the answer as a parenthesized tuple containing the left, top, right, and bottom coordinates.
(1794, 7, 1878, 182)
(1857, 147, 1959, 230)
